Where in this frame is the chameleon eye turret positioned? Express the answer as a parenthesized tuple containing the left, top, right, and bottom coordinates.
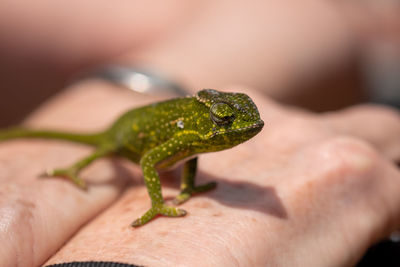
(0, 88, 264, 227)
(210, 102, 235, 126)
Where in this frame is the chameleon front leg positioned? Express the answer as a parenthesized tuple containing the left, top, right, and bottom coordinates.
(173, 157, 217, 205)
(41, 148, 111, 189)
(131, 139, 187, 227)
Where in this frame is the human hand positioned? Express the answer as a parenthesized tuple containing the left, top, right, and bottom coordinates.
(1, 83, 399, 266)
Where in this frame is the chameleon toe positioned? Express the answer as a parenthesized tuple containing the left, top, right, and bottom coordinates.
(130, 205, 187, 227)
(159, 206, 187, 217)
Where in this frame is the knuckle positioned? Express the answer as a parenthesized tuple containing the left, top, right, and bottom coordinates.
(0, 184, 36, 243)
(314, 136, 378, 177)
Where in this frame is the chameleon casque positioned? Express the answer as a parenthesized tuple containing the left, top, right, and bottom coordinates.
(0, 89, 264, 226)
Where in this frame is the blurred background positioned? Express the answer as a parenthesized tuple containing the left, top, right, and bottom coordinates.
(0, 1, 399, 127)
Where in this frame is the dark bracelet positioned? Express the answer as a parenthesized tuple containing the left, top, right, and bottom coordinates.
(45, 261, 142, 267)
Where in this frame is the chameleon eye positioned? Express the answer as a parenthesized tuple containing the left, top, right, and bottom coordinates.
(210, 102, 235, 126)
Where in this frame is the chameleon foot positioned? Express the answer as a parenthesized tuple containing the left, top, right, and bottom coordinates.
(131, 204, 187, 227)
(173, 181, 217, 205)
(40, 168, 87, 189)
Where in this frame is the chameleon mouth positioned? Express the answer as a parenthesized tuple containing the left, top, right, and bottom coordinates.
(232, 120, 264, 135)
(242, 119, 264, 131)
(208, 119, 264, 138)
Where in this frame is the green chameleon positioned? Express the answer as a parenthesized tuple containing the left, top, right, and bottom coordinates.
(0, 89, 264, 226)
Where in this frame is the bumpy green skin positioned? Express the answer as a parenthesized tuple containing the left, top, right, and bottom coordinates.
(0, 89, 264, 226)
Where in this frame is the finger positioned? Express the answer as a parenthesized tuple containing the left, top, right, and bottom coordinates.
(45, 178, 283, 266)
(0, 81, 162, 266)
(0, 142, 134, 266)
(323, 104, 400, 161)
(282, 136, 400, 265)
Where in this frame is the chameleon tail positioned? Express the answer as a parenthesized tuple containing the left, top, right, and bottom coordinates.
(0, 127, 104, 147)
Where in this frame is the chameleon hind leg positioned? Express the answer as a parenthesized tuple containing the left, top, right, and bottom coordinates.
(41, 149, 110, 189)
(173, 157, 217, 205)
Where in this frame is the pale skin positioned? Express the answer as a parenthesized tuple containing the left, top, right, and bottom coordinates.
(1, 1, 400, 266)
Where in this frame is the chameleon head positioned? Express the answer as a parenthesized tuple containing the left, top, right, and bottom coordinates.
(196, 89, 264, 150)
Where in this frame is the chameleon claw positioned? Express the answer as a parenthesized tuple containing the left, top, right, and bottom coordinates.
(38, 168, 87, 189)
(38, 171, 50, 178)
(131, 205, 187, 227)
(38, 168, 58, 178)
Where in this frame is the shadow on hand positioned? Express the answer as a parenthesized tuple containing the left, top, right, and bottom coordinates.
(83, 159, 287, 220)
(83, 158, 141, 189)
(162, 169, 288, 220)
